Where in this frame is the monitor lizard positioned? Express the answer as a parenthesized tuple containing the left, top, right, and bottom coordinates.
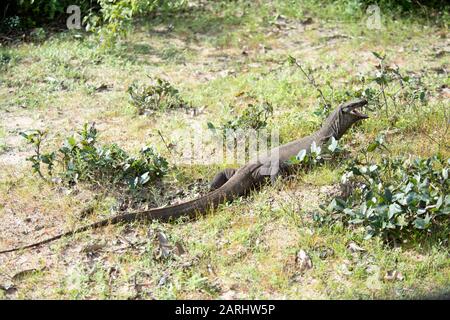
(0, 99, 368, 254)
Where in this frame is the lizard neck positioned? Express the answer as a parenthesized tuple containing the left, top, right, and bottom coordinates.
(314, 108, 348, 142)
(310, 111, 339, 144)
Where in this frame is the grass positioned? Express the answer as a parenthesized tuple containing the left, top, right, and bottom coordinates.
(0, 1, 449, 299)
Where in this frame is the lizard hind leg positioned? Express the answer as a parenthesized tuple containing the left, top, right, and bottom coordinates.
(210, 168, 237, 190)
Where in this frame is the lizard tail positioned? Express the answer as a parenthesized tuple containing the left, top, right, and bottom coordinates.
(0, 169, 253, 254)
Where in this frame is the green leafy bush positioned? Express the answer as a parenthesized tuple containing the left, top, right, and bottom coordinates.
(127, 77, 187, 114)
(205, 102, 275, 159)
(84, 0, 187, 48)
(1, 0, 94, 31)
(208, 102, 274, 133)
(359, 52, 429, 119)
(21, 123, 168, 191)
(323, 138, 449, 242)
(0, 52, 13, 70)
(2, 0, 187, 47)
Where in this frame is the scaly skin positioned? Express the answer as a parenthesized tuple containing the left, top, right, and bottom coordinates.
(0, 99, 368, 254)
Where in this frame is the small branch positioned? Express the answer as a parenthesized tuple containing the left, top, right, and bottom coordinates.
(289, 56, 330, 108)
(157, 130, 178, 157)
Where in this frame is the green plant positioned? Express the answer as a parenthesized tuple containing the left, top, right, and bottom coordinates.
(20, 130, 56, 179)
(21, 123, 168, 190)
(0, 15, 20, 31)
(1, 0, 94, 31)
(288, 55, 330, 112)
(127, 77, 187, 114)
(84, 0, 187, 49)
(208, 102, 274, 133)
(323, 137, 449, 242)
(85, 0, 134, 48)
(288, 55, 362, 120)
(206, 102, 274, 155)
(30, 27, 47, 42)
(0, 52, 12, 70)
(289, 137, 346, 170)
(360, 52, 428, 119)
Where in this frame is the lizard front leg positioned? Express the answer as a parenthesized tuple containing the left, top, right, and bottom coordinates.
(210, 168, 237, 190)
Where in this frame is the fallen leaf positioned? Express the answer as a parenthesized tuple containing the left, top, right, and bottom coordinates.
(301, 17, 314, 25)
(384, 270, 404, 281)
(0, 282, 17, 295)
(158, 272, 170, 287)
(95, 84, 109, 92)
(295, 250, 313, 272)
(174, 242, 186, 256)
(348, 242, 366, 253)
(156, 232, 172, 259)
(220, 290, 238, 300)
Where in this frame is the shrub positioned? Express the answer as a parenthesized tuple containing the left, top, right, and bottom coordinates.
(322, 137, 449, 242)
(207, 102, 274, 133)
(0, 52, 12, 69)
(21, 123, 168, 191)
(127, 77, 187, 114)
(1, 0, 187, 47)
(359, 52, 429, 119)
(1, 0, 95, 32)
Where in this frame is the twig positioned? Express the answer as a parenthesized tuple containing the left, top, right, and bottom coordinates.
(289, 56, 330, 108)
(157, 130, 178, 157)
(0, 35, 13, 41)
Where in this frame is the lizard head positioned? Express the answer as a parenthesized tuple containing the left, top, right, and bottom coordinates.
(322, 98, 369, 140)
(340, 98, 369, 120)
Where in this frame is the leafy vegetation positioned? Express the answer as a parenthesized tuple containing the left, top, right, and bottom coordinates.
(87, 0, 187, 47)
(290, 137, 345, 170)
(206, 102, 274, 154)
(2, 0, 187, 47)
(1, 0, 94, 31)
(127, 77, 188, 114)
(360, 52, 429, 118)
(208, 102, 273, 132)
(21, 123, 168, 191)
(322, 136, 449, 242)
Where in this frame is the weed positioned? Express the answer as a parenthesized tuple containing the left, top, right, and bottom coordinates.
(207, 102, 274, 133)
(322, 136, 449, 243)
(289, 137, 346, 170)
(21, 123, 168, 191)
(127, 77, 188, 114)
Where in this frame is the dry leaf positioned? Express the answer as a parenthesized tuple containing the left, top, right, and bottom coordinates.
(384, 270, 404, 281)
(348, 242, 366, 253)
(0, 282, 17, 295)
(174, 242, 186, 256)
(158, 272, 170, 287)
(156, 232, 172, 259)
(295, 250, 313, 272)
(220, 290, 238, 300)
